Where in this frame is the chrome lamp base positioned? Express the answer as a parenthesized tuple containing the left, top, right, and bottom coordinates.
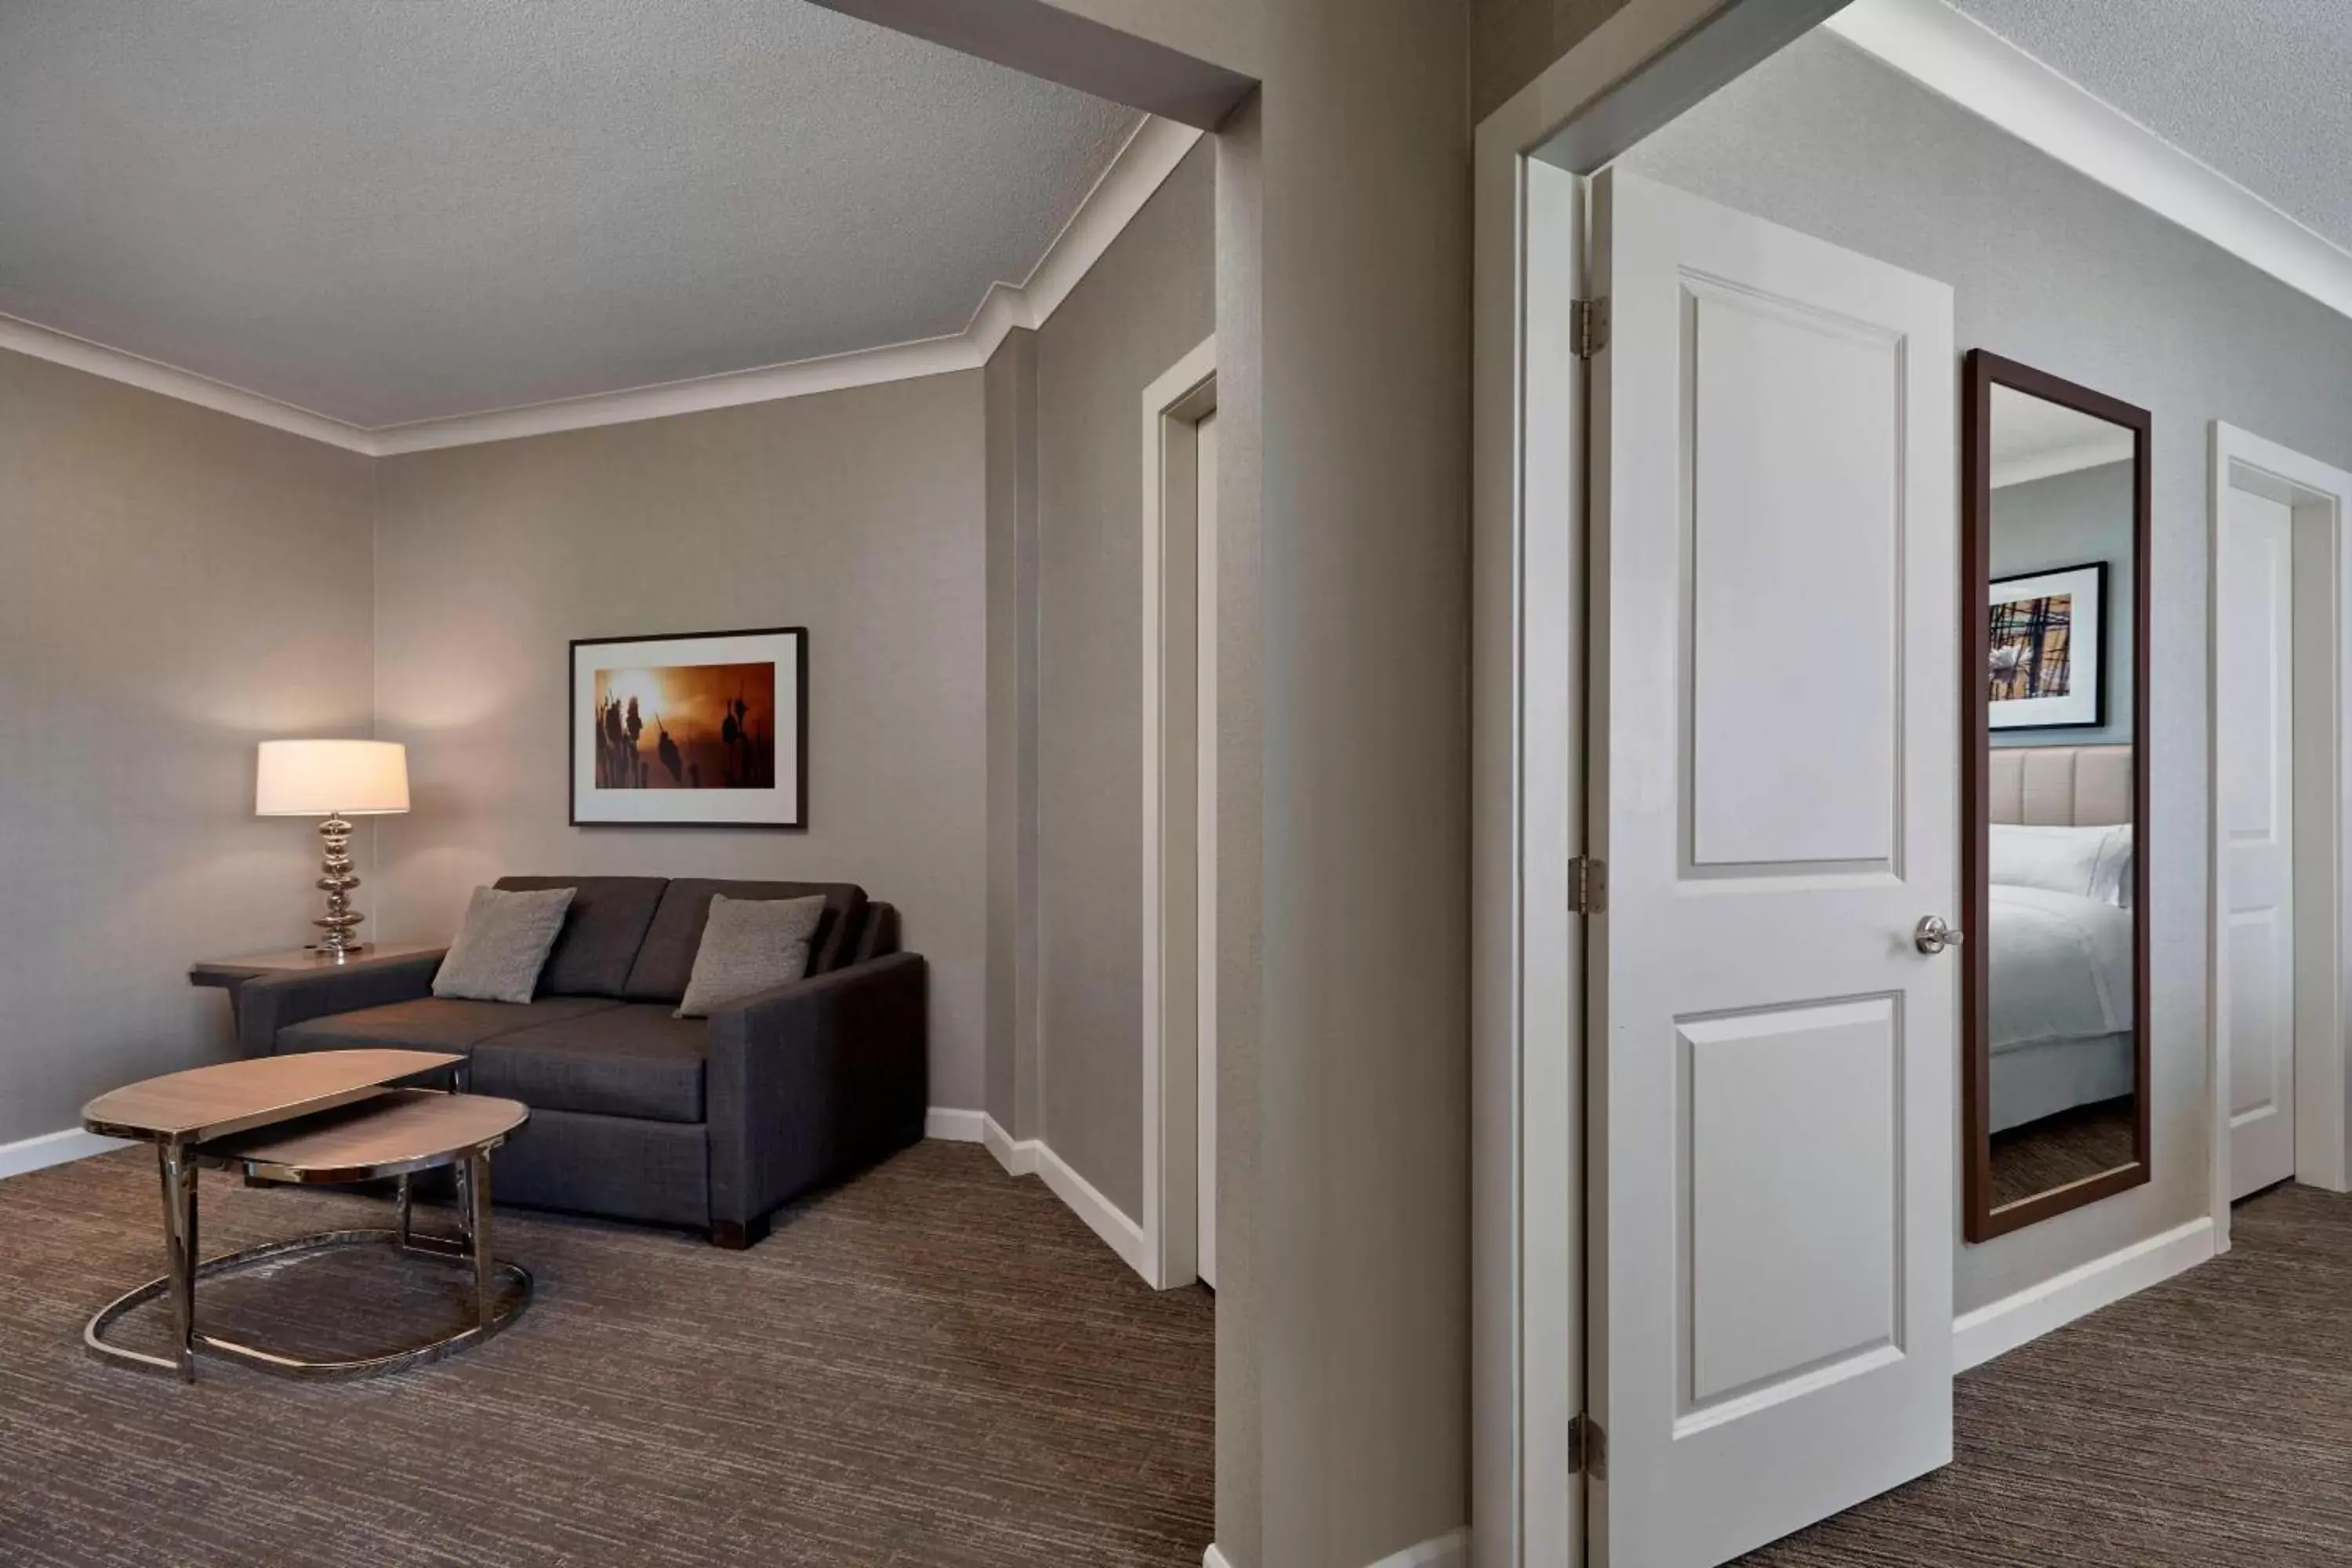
(311, 811, 367, 956)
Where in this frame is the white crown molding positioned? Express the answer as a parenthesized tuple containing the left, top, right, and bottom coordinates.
(1004, 114, 1201, 334)
(1992, 431, 2134, 490)
(0, 117, 1203, 459)
(368, 331, 986, 456)
(1824, 0, 2352, 326)
(0, 314, 378, 454)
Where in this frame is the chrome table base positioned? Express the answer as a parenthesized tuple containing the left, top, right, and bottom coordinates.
(86, 1146, 532, 1381)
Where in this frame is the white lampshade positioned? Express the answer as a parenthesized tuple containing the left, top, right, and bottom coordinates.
(256, 739, 410, 817)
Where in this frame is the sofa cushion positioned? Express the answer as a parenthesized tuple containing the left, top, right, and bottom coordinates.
(622, 879, 867, 1002)
(495, 875, 669, 997)
(278, 995, 624, 1054)
(469, 1004, 708, 1123)
(675, 894, 827, 1018)
(433, 884, 575, 1003)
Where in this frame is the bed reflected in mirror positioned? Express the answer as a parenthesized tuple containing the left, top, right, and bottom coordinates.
(1962, 351, 2152, 1242)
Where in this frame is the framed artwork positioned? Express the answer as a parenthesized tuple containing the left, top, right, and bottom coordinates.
(569, 627, 807, 827)
(1987, 563, 2105, 731)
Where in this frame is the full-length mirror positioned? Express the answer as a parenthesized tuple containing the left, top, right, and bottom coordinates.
(1962, 350, 2152, 1241)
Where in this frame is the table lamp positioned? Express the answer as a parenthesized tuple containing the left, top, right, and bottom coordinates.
(256, 739, 410, 959)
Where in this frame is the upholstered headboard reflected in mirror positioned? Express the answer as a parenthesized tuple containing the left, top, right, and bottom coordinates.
(1987, 745, 2134, 826)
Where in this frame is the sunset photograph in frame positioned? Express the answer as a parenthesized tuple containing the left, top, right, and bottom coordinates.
(570, 627, 806, 826)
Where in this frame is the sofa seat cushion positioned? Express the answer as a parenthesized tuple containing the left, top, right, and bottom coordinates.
(468, 1004, 709, 1123)
(278, 995, 624, 1054)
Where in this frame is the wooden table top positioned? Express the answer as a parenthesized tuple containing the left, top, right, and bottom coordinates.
(189, 944, 445, 989)
(199, 1089, 528, 1185)
(82, 1050, 462, 1145)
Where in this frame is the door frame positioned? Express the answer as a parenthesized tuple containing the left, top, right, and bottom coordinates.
(2208, 421, 2352, 1247)
(1142, 334, 1217, 1290)
(1470, 2, 1853, 1563)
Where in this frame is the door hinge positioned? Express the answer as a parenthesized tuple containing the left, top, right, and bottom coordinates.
(1574, 297, 1610, 359)
(1570, 855, 1607, 916)
(1568, 1413, 1606, 1479)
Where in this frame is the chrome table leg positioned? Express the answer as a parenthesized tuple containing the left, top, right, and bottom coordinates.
(468, 1151, 494, 1330)
(395, 1173, 413, 1250)
(452, 1158, 474, 1250)
(155, 1143, 198, 1382)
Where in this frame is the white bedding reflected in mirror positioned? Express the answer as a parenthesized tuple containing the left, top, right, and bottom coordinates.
(1983, 384, 2140, 1214)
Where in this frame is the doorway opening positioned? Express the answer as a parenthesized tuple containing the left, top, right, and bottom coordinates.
(2210, 423, 2352, 1241)
(1143, 336, 1218, 1290)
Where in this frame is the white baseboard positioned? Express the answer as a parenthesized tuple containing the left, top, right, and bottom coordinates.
(1207, 1529, 1467, 1568)
(975, 1114, 1148, 1282)
(0, 1128, 129, 1181)
(981, 1112, 1040, 1177)
(1036, 1140, 1152, 1280)
(1953, 1216, 2215, 1372)
(1367, 1528, 1469, 1568)
(924, 1107, 986, 1143)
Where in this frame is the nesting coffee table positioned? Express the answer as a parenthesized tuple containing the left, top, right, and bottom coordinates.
(82, 1050, 533, 1381)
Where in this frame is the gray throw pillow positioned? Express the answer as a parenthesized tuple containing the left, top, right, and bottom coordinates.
(432, 885, 577, 1004)
(674, 894, 827, 1018)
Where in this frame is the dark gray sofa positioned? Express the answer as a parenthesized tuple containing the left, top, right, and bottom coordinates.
(235, 876, 927, 1248)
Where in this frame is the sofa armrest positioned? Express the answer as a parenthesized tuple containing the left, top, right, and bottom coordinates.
(703, 952, 928, 1229)
(236, 949, 447, 1056)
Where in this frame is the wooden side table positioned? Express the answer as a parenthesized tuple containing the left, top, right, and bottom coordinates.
(190, 943, 444, 1033)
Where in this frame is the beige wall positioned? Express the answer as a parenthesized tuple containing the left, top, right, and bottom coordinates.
(1040, 0, 1265, 78)
(1031, 143, 1217, 1215)
(985, 328, 1044, 1140)
(0, 347, 376, 1144)
(369, 373, 991, 1109)
(950, 5, 1475, 1562)
(1472, 0, 1639, 121)
(1254, 5, 1472, 1564)
(1210, 93, 1267, 1564)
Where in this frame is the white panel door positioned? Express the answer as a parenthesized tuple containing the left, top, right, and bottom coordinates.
(2220, 485, 2296, 1198)
(1196, 408, 1220, 1289)
(1588, 168, 1956, 1568)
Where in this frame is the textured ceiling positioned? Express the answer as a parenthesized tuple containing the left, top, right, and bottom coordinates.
(0, 1, 1139, 428)
(1948, 0, 2352, 252)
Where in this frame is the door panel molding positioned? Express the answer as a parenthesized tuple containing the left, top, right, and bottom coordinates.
(1590, 167, 1955, 1566)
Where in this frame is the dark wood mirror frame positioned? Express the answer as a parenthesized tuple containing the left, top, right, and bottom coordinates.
(1961, 349, 2154, 1243)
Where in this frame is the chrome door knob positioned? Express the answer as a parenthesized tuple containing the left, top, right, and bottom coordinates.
(1914, 915, 1964, 955)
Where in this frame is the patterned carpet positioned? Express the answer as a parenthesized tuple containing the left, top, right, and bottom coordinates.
(0, 1140, 1213, 1567)
(1746, 1182, 2352, 1566)
(1988, 1096, 2137, 1208)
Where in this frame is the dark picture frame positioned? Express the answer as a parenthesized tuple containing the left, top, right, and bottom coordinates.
(568, 626, 809, 829)
(1960, 350, 2152, 1243)
(1987, 560, 2107, 731)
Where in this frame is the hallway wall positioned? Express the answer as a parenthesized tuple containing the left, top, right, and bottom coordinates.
(1624, 28, 2352, 1315)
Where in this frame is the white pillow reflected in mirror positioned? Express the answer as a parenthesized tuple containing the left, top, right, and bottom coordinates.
(1989, 822, 2132, 907)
